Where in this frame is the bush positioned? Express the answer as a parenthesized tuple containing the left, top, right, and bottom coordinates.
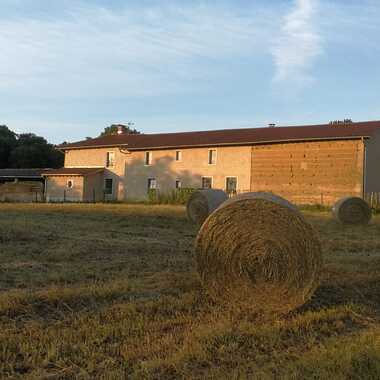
(148, 188, 195, 205)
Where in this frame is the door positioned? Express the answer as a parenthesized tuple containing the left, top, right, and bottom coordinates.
(104, 178, 114, 201)
(226, 177, 237, 195)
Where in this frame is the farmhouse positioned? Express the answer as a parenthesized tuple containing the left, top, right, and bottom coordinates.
(43, 121, 380, 205)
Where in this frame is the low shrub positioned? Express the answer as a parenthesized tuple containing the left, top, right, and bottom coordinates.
(148, 188, 196, 205)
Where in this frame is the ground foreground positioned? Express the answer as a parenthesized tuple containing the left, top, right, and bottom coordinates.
(1, 203, 380, 379)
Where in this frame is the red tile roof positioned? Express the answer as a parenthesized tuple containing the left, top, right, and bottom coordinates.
(60, 120, 380, 151)
(42, 168, 104, 176)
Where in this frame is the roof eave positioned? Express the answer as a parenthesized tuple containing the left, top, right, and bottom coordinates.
(60, 143, 129, 151)
(0, 176, 43, 179)
(57, 134, 373, 152)
(42, 168, 104, 177)
(126, 135, 372, 151)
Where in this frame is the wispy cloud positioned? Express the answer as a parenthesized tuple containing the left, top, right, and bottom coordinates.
(271, 0, 322, 85)
(2, 1, 380, 143)
(0, 3, 271, 99)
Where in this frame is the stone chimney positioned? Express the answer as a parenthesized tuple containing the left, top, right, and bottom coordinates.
(329, 119, 353, 126)
(117, 125, 124, 135)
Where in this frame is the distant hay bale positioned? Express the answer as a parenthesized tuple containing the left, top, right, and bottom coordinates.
(186, 189, 228, 225)
(332, 197, 372, 225)
(195, 192, 323, 314)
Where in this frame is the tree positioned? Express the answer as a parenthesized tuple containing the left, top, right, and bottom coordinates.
(9, 133, 64, 169)
(0, 125, 17, 168)
(99, 122, 140, 137)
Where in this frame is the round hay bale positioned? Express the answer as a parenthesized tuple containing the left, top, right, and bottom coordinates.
(195, 192, 322, 314)
(186, 189, 228, 225)
(332, 197, 372, 225)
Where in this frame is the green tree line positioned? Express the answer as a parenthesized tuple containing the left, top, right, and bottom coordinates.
(0, 125, 64, 169)
(0, 123, 140, 169)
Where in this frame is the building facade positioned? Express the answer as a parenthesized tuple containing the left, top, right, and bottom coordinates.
(43, 121, 380, 205)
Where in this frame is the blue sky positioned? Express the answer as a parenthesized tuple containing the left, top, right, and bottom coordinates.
(1, 0, 379, 144)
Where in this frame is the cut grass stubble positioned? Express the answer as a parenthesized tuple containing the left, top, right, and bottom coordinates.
(1, 203, 380, 379)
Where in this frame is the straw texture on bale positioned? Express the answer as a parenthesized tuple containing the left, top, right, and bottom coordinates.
(195, 192, 322, 314)
(332, 197, 372, 225)
(186, 189, 228, 225)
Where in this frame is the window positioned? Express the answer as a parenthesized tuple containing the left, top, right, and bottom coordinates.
(106, 152, 115, 168)
(67, 179, 74, 189)
(226, 177, 237, 194)
(147, 178, 157, 190)
(208, 149, 217, 165)
(201, 177, 212, 189)
(175, 179, 182, 189)
(175, 150, 182, 161)
(104, 178, 113, 195)
(145, 151, 152, 166)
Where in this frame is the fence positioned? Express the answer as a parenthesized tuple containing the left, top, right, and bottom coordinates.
(227, 190, 380, 212)
(45, 187, 380, 210)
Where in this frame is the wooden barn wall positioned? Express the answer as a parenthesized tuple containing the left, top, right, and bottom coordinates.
(250, 139, 364, 205)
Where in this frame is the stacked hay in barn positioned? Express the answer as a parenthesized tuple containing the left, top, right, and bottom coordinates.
(195, 192, 323, 314)
(0, 181, 43, 202)
(332, 197, 372, 225)
(186, 189, 228, 225)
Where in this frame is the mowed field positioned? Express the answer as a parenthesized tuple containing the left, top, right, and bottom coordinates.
(1, 204, 380, 379)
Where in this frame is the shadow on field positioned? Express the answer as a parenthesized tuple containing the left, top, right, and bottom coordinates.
(300, 277, 380, 316)
(297, 213, 380, 317)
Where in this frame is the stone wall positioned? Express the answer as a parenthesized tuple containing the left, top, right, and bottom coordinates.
(64, 146, 252, 201)
(64, 148, 124, 201)
(124, 146, 252, 200)
(45, 176, 84, 202)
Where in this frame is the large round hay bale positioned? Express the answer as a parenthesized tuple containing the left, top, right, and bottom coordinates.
(195, 192, 322, 314)
(186, 189, 228, 225)
(332, 197, 372, 225)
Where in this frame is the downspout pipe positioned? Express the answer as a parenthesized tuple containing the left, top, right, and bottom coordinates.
(362, 137, 367, 198)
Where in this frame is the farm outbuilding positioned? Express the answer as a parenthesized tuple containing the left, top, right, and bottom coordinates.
(45, 120, 380, 205)
(0, 169, 46, 202)
(42, 168, 104, 202)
